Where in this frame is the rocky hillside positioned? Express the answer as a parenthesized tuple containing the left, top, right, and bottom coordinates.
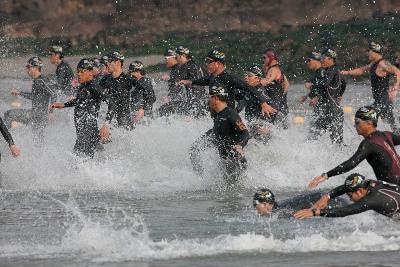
(1, 0, 399, 46)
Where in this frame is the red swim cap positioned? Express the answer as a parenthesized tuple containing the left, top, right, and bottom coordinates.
(263, 50, 277, 66)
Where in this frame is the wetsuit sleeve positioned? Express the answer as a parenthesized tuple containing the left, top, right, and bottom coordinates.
(315, 68, 337, 88)
(327, 185, 346, 199)
(228, 75, 268, 103)
(140, 78, 156, 111)
(0, 117, 14, 145)
(229, 113, 250, 147)
(326, 140, 370, 178)
(192, 76, 210, 86)
(320, 200, 370, 217)
(19, 91, 33, 100)
(64, 98, 77, 107)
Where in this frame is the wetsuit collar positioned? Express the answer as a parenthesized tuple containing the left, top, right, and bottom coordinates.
(213, 68, 225, 77)
(364, 129, 378, 139)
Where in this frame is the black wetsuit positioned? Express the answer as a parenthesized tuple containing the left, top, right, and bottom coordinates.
(64, 80, 101, 158)
(307, 68, 324, 133)
(308, 66, 344, 144)
(131, 76, 156, 119)
(271, 191, 346, 218)
(370, 59, 398, 132)
(326, 131, 400, 185)
(237, 84, 282, 141)
(158, 64, 187, 117)
(179, 60, 206, 116)
(4, 75, 57, 144)
(321, 180, 400, 218)
(56, 60, 74, 97)
(100, 73, 135, 129)
(189, 72, 267, 176)
(211, 106, 250, 182)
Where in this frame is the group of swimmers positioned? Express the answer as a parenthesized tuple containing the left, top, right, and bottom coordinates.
(1, 42, 400, 221)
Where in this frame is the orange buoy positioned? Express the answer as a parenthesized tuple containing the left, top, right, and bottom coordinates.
(293, 116, 305, 125)
(343, 106, 353, 113)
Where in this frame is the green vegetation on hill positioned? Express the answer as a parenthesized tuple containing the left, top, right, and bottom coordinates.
(2, 13, 400, 80)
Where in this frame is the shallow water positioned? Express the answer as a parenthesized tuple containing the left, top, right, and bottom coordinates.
(1, 78, 400, 267)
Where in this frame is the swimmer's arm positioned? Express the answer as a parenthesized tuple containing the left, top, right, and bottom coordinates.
(327, 185, 346, 199)
(0, 117, 14, 146)
(340, 64, 371, 76)
(19, 91, 32, 100)
(381, 61, 400, 89)
(320, 201, 370, 217)
(191, 76, 210, 86)
(326, 141, 369, 178)
(260, 67, 279, 86)
(63, 98, 77, 107)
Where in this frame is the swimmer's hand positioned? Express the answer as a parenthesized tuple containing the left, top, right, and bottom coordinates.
(9, 144, 20, 158)
(133, 108, 145, 123)
(311, 194, 330, 209)
(161, 73, 170, 81)
(99, 124, 110, 141)
(308, 174, 328, 188)
(304, 82, 312, 89)
(261, 103, 277, 118)
(177, 80, 192, 86)
(234, 145, 244, 156)
(309, 97, 318, 107)
(294, 208, 320, 219)
(11, 88, 20, 96)
(50, 103, 65, 109)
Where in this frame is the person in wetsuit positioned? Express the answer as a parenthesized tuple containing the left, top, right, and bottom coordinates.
(175, 45, 207, 117)
(299, 52, 333, 140)
(309, 106, 400, 188)
(307, 48, 345, 144)
(299, 52, 324, 123)
(51, 59, 102, 158)
(6, 57, 57, 144)
(253, 188, 343, 217)
(179, 49, 277, 116)
(128, 61, 156, 124)
(241, 65, 285, 141)
(260, 50, 290, 128)
(99, 52, 136, 140)
(48, 46, 74, 98)
(207, 86, 250, 183)
(158, 48, 187, 117)
(340, 42, 400, 133)
(181, 49, 276, 176)
(295, 173, 400, 219)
